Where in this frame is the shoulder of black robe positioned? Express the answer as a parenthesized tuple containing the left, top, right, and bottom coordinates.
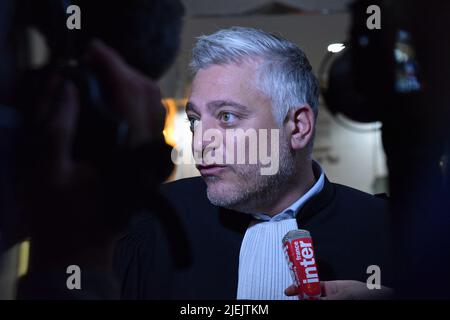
(114, 176, 251, 299)
(297, 176, 394, 287)
(114, 175, 394, 299)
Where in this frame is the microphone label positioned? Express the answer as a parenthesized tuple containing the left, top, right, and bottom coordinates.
(283, 230, 321, 300)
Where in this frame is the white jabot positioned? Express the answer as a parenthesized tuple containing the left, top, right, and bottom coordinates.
(236, 161, 324, 300)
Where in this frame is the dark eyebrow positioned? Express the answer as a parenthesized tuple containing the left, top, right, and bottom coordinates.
(207, 100, 249, 112)
(185, 101, 199, 114)
(186, 100, 250, 114)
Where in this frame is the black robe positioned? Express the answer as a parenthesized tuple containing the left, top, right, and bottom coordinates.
(114, 176, 394, 299)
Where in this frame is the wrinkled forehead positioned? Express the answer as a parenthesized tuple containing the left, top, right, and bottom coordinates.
(190, 58, 268, 97)
(187, 67, 279, 130)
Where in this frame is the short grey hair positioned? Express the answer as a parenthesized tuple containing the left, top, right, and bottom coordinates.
(190, 26, 319, 125)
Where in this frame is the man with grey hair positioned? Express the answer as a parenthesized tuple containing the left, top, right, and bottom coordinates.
(116, 27, 394, 300)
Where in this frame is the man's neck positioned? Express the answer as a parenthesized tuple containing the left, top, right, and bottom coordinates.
(261, 160, 316, 217)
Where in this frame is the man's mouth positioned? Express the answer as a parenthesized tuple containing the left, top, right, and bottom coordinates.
(196, 164, 228, 176)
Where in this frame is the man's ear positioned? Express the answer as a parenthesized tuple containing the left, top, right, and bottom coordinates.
(287, 105, 315, 150)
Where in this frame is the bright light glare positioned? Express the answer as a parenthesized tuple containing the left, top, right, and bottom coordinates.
(327, 43, 345, 53)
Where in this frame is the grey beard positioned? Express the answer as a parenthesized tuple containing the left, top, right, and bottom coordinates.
(206, 144, 296, 214)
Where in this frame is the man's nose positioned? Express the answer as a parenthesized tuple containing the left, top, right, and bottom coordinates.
(192, 123, 203, 158)
(192, 119, 221, 159)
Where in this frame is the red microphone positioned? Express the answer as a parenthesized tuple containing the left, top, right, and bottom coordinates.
(282, 229, 321, 300)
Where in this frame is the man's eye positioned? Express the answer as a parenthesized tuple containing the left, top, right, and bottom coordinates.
(220, 112, 237, 123)
(187, 117, 200, 131)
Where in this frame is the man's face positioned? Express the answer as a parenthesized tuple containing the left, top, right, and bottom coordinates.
(186, 61, 296, 213)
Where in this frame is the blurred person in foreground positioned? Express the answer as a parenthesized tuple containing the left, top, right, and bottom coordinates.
(14, 0, 184, 299)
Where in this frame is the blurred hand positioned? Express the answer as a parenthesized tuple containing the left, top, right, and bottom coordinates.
(284, 280, 394, 300)
(88, 39, 166, 147)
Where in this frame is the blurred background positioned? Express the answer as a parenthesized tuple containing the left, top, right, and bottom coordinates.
(25, 0, 388, 193)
